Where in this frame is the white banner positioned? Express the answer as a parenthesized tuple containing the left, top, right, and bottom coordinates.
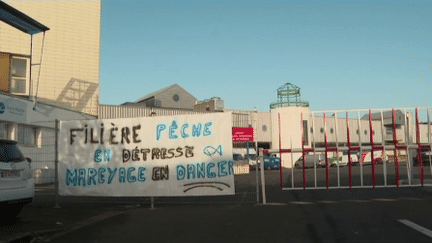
(59, 113, 235, 197)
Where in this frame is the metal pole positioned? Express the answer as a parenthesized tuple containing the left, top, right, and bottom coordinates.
(357, 111, 364, 187)
(324, 112, 329, 189)
(254, 109, 259, 204)
(278, 113, 284, 190)
(369, 109, 376, 188)
(259, 148, 266, 205)
(428, 109, 432, 176)
(302, 113, 306, 189)
(29, 35, 33, 97)
(392, 109, 400, 187)
(415, 108, 424, 186)
(33, 31, 46, 110)
(312, 113, 317, 188)
(54, 119, 60, 208)
(404, 109, 412, 185)
(335, 112, 340, 188)
(346, 111, 353, 188)
(150, 197, 155, 209)
(381, 110, 387, 187)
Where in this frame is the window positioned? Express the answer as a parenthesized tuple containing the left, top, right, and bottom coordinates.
(0, 123, 13, 139)
(17, 124, 37, 146)
(303, 121, 308, 145)
(173, 94, 180, 102)
(0, 53, 30, 96)
(10, 57, 30, 95)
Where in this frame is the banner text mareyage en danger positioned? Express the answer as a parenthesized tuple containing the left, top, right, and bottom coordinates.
(59, 113, 235, 197)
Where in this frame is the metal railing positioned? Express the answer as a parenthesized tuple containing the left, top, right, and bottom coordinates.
(265, 107, 432, 190)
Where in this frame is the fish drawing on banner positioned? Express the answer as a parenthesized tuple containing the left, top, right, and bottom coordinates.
(183, 182, 231, 193)
(203, 145, 222, 157)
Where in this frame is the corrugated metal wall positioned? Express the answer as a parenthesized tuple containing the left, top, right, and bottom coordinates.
(99, 105, 273, 143)
(99, 105, 207, 119)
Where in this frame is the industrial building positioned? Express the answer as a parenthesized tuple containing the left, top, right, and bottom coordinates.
(101, 82, 431, 169)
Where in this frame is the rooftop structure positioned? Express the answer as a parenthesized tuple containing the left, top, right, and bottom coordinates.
(270, 83, 309, 109)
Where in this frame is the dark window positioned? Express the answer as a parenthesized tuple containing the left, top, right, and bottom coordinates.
(303, 120, 308, 145)
(0, 143, 25, 162)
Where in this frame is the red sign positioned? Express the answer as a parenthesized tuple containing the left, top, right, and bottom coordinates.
(232, 127, 254, 142)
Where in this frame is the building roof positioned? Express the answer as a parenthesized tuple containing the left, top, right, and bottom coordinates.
(361, 109, 405, 120)
(0, 1, 50, 35)
(134, 84, 196, 103)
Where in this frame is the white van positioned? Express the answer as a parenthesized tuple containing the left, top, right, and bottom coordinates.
(361, 150, 387, 164)
(340, 152, 359, 166)
(294, 154, 326, 168)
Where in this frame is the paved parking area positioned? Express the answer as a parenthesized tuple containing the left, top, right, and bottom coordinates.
(3, 168, 432, 243)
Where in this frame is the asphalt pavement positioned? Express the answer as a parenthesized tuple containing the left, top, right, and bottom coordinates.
(2, 168, 432, 243)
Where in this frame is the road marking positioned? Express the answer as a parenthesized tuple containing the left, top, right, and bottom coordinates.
(399, 219, 432, 238)
(317, 200, 339, 204)
(290, 201, 315, 205)
(372, 198, 399, 202)
(344, 199, 371, 203)
(264, 203, 287, 206)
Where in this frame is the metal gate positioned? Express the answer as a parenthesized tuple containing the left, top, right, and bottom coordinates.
(265, 107, 432, 190)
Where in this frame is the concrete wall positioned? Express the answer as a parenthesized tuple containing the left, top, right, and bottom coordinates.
(1, 0, 101, 116)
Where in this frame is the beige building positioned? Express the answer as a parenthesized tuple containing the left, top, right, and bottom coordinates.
(0, 0, 101, 116)
(0, 1, 100, 183)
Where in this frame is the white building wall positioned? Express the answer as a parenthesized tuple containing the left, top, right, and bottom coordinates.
(0, 93, 95, 183)
(271, 106, 310, 168)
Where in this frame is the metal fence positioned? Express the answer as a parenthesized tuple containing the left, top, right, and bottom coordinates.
(266, 107, 432, 190)
(11, 120, 57, 185)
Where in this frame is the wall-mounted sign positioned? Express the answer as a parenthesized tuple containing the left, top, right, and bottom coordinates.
(0, 95, 26, 123)
(232, 127, 254, 142)
(59, 113, 235, 197)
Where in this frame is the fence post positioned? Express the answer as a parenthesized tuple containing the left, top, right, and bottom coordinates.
(150, 197, 155, 209)
(254, 108, 260, 205)
(54, 119, 60, 208)
(259, 148, 266, 205)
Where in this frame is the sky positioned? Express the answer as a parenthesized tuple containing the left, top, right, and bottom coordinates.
(99, 1, 432, 112)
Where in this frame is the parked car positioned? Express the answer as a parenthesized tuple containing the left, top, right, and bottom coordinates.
(413, 151, 432, 166)
(0, 139, 34, 217)
(263, 156, 281, 170)
(233, 153, 243, 161)
(246, 153, 262, 170)
(361, 150, 386, 164)
(330, 152, 359, 167)
(294, 154, 326, 169)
